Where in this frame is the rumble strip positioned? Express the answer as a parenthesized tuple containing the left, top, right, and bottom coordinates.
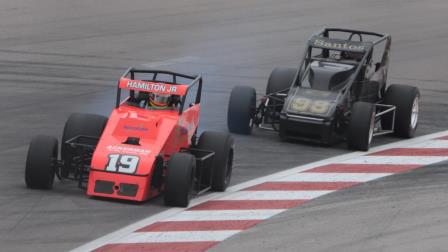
(72, 130, 448, 252)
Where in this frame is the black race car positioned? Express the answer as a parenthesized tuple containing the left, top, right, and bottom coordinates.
(227, 28, 420, 151)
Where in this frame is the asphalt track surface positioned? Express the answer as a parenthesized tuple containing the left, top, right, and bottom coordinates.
(0, 0, 447, 251)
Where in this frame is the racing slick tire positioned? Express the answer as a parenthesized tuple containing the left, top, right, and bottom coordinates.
(164, 153, 196, 207)
(347, 102, 375, 151)
(61, 113, 108, 177)
(266, 67, 296, 95)
(25, 135, 58, 189)
(198, 131, 234, 192)
(383, 84, 420, 138)
(227, 86, 256, 135)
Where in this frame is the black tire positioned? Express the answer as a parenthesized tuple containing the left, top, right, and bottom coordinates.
(347, 102, 375, 151)
(61, 113, 108, 177)
(227, 86, 256, 135)
(266, 67, 296, 95)
(164, 153, 196, 207)
(198, 131, 234, 192)
(25, 135, 58, 189)
(383, 84, 420, 138)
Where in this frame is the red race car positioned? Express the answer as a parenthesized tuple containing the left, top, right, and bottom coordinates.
(25, 68, 234, 207)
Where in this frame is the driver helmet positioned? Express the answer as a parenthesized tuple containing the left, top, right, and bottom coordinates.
(341, 51, 364, 61)
(149, 93, 171, 109)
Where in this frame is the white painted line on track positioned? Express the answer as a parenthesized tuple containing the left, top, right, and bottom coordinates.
(218, 190, 333, 200)
(72, 129, 448, 252)
(113, 230, 240, 243)
(273, 173, 392, 182)
(165, 210, 285, 221)
(409, 140, 448, 148)
(336, 156, 448, 165)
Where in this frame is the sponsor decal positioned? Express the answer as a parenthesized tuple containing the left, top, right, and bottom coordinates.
(123, 125, 149, 132)
(105, 154, 139, 174)
(289, 98, 331, 114)
(126, 80, 177, 93)
(309, 100, 330, 114)
(290, 98, 311, 112)
(313, 39, 365, 51)
(106, 145, 151, 156)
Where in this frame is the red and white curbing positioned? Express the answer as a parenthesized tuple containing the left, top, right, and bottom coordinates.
(73, 130, 448, 252)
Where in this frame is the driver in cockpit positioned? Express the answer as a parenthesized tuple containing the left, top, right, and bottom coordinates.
(148, 93, 179, 110)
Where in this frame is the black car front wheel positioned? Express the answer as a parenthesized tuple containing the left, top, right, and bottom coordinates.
(347, 102, 376, 151)
(383, 84, 420, 138)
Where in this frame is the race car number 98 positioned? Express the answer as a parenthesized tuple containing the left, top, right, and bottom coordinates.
(105, 154, 139, 174)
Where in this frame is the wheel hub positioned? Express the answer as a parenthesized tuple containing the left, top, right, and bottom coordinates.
(411, 96, 419, 129)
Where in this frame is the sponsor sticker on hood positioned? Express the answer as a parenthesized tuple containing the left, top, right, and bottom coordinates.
(106, 145, 151, 156)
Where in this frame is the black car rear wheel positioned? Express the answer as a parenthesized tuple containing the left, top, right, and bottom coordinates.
(61, 113, 108, 177)
(164, 153, 196, 207)
(198, 131, 234, 192)
(347, 102, 376, 151)
(266, 68, 296, 116)
(266, 68, 296, 95)
(227, 86, 256, 135)
(25, 135, 58, 189)
(382, 84, 420, 138)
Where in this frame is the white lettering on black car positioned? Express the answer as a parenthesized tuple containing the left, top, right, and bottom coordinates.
(314, 39, 365, 51)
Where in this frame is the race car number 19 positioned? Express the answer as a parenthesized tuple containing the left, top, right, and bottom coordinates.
(105, 154, 139, 174)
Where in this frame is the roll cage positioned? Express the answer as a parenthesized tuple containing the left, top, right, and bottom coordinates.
(293, 28, 391, 99)
(116, 68, 203, 115)
(294, 28, 391, 93)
